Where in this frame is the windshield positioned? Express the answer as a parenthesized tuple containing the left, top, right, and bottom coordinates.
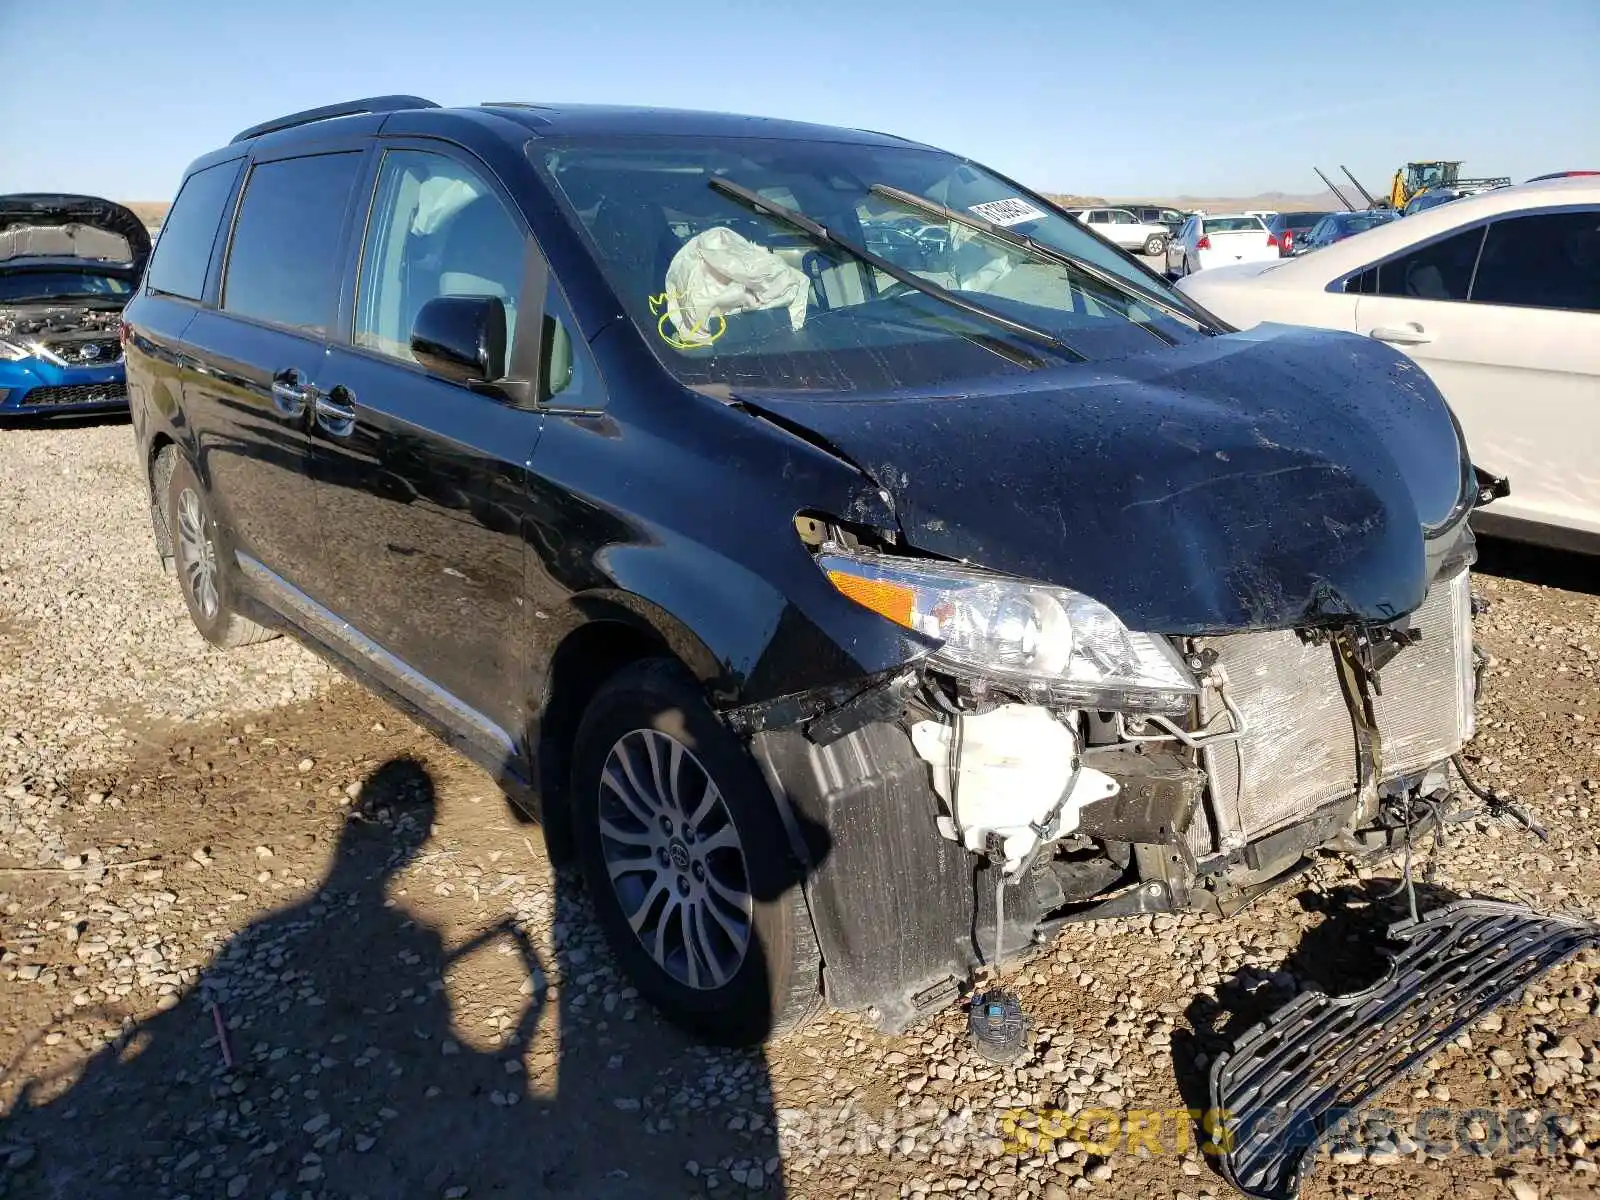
(0, 271, 133, 304)
(1202, 217, 1266, 233)
(530, 136, 1211, 393)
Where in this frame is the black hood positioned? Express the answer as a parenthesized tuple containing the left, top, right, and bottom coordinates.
(0, 194, 152, 271)
(740, 324, 1473, 635)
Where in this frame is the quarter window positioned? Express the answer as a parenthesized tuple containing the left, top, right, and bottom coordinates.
(1470, 210, 1600, 312)
(222, 153, 363, 333)
(146, 160, 242, 301)
(354, 150, 525, 364)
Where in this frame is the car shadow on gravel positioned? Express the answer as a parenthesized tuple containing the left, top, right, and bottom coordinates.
(1169, 876, 1466, 1184)
(0, 754, 793, 1198)
(0, 411, 130, 432)
(1474, 535, 1600, 596)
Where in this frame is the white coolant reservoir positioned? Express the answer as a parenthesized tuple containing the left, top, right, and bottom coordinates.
(910, 705, 1119, 872)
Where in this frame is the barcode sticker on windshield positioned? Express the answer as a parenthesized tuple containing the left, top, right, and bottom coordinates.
(969, 198, 1046, 227)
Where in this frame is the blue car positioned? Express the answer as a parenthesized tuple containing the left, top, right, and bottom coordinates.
(0, 194, 151, 418)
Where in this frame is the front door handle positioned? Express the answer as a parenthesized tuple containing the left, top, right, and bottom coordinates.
(270, 369, 312, 418)
(314, 385, 357, 438)
(1369, 323, 1434, 346)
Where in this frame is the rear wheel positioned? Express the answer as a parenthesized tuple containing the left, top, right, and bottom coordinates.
(159, 451, 276, 649)
(570, 659, 822, 1045)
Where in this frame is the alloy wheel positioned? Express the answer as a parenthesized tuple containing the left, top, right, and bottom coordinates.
(597, 728, 753, 990)
(176, 487, 219, 620)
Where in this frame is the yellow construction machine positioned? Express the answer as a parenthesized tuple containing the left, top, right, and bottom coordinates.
(1388, 161, 1512, 209)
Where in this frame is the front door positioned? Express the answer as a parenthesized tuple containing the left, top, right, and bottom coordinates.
(306, 145, 541, 755)
(185, 149, 367, 601)
(1354, 207, 1600, 535)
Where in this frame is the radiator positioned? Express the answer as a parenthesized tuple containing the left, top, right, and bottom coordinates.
(1195, 569, 1473, 847)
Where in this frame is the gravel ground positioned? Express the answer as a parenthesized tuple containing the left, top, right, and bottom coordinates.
(1, 419, 1597, 1200)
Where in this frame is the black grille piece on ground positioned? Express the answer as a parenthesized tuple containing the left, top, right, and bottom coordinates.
(1209, 900, 1600, 1200)
(21, 382, 127, 407)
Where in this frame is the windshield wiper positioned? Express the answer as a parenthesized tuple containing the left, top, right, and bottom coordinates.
(869, 183, 1205, 336)
(707, 177, 1082, 364)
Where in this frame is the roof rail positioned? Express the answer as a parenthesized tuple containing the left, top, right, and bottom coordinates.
(230, 95, 439, 145)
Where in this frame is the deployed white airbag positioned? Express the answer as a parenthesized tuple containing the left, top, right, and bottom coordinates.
(659, 227, 809, 348)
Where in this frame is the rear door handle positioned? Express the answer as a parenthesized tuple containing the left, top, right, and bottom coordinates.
(1369, 324, 1434, 346)
(314, 385, 357, 438)
(270, 369, 312, 418)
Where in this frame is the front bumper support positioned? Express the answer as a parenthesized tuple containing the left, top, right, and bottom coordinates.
(1210, 899, 1600, 1200)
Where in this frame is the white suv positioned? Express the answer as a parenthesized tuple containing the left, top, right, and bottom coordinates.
(1069, 207, 1168, 256)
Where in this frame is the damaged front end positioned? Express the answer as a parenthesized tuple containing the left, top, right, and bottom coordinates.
(0, 305, 125, 366)
(743, 513, 1489, 1031)
(724, 327, 1533, 1034)
(0, 194, 148, 415)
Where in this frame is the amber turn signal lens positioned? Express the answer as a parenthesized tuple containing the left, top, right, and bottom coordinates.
(826, 570, 916, 629)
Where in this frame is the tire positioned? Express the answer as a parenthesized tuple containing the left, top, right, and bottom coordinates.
(158, 450, 277, 649)
(1143, 234, 1165, 257)
(570, 658, 823, 1045)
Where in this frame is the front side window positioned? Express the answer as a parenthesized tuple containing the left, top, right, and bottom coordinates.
(146, 160, 241, 301)
(354, 150, 525, 363)
(1373, 225, 1485, 301)
(222, 152, 363, 333)
(530, 135, 1208, 393)
(1470, 210, 1600, 312)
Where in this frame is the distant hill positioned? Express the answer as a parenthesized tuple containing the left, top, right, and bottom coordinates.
(120, 186, 1368, 234)
(1119, 188, 1359, 213)
(125, 201, 169, 229)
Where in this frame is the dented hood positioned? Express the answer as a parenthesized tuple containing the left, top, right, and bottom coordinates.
(0, 193, 152, 270)
(741, 324, 1472, 634)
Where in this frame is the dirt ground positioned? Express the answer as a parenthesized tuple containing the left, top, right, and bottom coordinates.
(1, 420, 1597, 1200)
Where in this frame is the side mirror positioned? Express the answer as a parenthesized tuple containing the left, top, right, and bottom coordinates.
(410, 295, 506, 386)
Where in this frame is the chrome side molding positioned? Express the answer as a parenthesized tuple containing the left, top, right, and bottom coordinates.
(236, 553, 518, 762)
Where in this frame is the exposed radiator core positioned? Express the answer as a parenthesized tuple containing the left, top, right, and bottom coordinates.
(1196, 570, 1473, 847)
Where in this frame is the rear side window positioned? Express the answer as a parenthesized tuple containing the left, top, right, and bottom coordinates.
(1372, 226, 1486, 301)
(1470, 210, 1600, 312)
(222, 153, 363, 333)
(145, 160, 242, 301)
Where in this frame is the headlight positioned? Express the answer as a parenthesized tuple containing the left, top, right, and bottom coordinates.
(818, 546, 1196, 712)
(0, 338, 35, 362)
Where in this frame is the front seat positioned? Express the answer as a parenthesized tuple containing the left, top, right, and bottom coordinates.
(437, 196, 525, 346)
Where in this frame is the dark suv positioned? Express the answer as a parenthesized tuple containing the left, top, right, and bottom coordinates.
(126, 96, 1503, 1065)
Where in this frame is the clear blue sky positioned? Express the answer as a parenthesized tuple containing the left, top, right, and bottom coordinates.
(2, 0, 1595, 203)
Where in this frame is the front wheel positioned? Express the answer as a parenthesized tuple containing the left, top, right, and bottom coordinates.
(570, 659, 822, 1045)
(1143, 234, 1166, 257)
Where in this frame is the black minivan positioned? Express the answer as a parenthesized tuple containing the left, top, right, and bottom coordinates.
(125, 98, 1523, 1105)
